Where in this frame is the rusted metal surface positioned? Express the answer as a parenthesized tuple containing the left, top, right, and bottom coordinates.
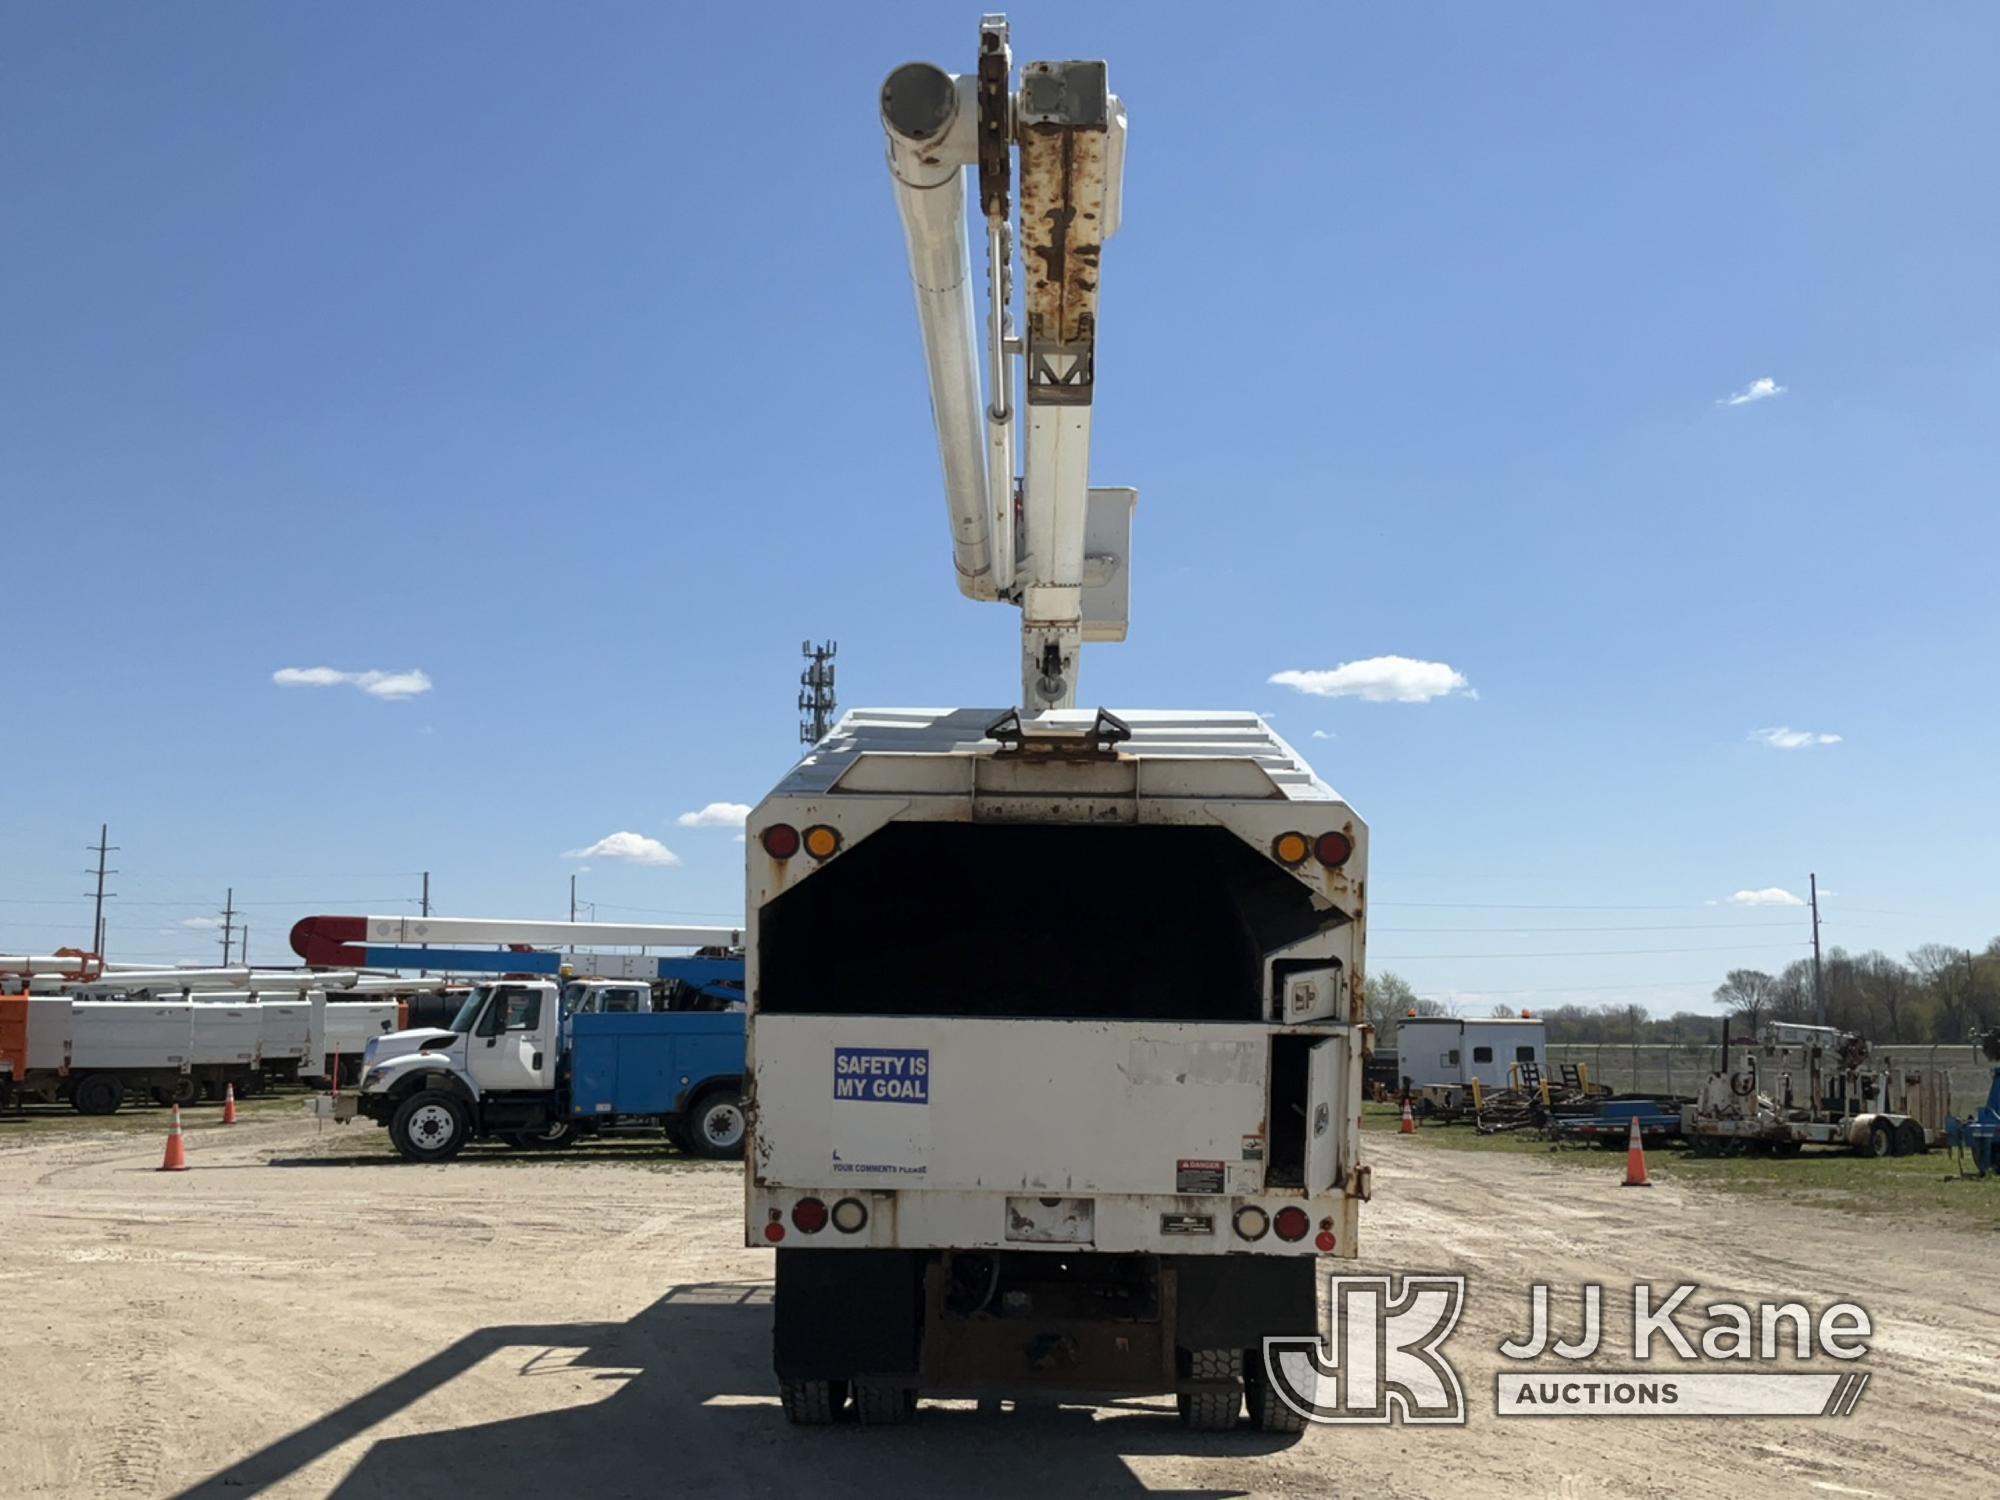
(1018, 61, 1110, 406)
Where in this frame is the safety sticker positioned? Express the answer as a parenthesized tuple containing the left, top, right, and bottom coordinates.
(833, 1047, 930, 1104)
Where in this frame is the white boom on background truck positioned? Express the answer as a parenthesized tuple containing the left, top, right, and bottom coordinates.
(744, 18, 1370, 1432)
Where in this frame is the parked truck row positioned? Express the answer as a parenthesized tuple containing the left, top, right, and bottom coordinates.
(0, 992, 400, 1113)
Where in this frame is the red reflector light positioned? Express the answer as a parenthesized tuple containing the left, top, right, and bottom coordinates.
(1313, 831, 1353, 869)
(1314, 1230, 1337, 1253)
(1273, 1206, 1310, 1243)
(763, 1221, 786, 1243)
(761, 824, 801, 859)
(791, 1197, 829, 1234)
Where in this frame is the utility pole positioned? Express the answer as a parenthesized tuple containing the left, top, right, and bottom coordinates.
(240, 925, 249, 967)
(419, 871, 432, 978)
(84, 824, 118, 957)
(569, 873, 577, 955)
(1809, 872, 1825, 1026)
(218, 887, 238, 967)
(800, 640, 838, 746)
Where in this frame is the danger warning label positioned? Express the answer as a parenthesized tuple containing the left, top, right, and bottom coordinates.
(1175, 1158, 1225, 1194)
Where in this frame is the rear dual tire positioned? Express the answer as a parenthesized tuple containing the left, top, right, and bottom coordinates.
(71, 1074, 124, 1116)
(683, 1088, 745, 1160)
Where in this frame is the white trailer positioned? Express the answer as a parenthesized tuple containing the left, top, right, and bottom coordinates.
(1394, 1016, 1548, 1110)
(748, 19, 1369, 1433)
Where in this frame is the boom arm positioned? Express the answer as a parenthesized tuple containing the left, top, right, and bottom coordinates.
(882, 16, 1131, 711)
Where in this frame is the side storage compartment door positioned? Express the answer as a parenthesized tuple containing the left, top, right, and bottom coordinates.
(1306, 1032, 1356, 1196)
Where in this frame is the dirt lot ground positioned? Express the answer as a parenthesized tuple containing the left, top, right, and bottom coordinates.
(2, 1101, 1996, 1499)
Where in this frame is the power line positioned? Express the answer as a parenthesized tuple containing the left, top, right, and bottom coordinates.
(1373, 942, 1808, 961)
(1373, 921, 1804, 935)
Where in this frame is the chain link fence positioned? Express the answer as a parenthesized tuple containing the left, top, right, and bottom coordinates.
(1549, 1042, 1997, 1115)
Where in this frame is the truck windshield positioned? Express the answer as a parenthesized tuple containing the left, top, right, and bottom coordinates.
(447, 986, 490, 1034)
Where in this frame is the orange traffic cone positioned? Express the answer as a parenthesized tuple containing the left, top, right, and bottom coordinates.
(221, 1083, 237, 1125)
(1621, 1114, 1652, 1188)
(160, 1106, 189, 1172)
(1399, 1100, 1416, 1135)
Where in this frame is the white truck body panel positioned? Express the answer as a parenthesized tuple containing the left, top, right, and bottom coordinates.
(256, 999, 313, 1064)
(302, 998, 401, 1079)
(189, 1003, 261, 1067)
(26, 998, 70, 1071)
(757, 1016, 1273, 1194)
(69, 1002, 191, 1070)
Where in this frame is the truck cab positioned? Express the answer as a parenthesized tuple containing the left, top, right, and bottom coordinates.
(347, 981, 563, 1158)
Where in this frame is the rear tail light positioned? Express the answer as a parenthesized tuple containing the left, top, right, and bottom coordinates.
(1232, 1205, 1270, 1241)
(763, 1221, 786, 1243)
(1314, 831, 1353, 868)
(831, 1197, 869, 1233)
(1271, 832, 1310, 867)
(791, 1197, 829, 1234)
(803, 825, 841, 859)
(1314, 1230, 1337, 1252)
(761, 824, 801, 859)
(1273, 1206, 1310, 1243)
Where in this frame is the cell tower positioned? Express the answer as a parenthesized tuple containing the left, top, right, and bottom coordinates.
(799, 641, 838, 745)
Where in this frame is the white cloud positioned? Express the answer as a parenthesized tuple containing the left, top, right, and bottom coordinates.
(1728, 887, 1806, 908)
(1269, 656, 1473, 704)
(181, 916, 222, 929)
(1310, 729, 1334, 740)
(1750, 726, 1842, 750)
(273, 666, 433, 701)
(676, 802, 751, 829)
(561, 832, 681, 867)
(1721, 376, 1787, 407)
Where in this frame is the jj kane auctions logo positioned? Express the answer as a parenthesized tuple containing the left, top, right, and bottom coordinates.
(1262, 1277, 1873, 1423)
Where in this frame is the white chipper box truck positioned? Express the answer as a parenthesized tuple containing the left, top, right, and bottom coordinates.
(744, 17, 1374, 1430)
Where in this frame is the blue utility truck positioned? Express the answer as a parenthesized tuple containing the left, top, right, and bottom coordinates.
(314, 976, 746, 1162)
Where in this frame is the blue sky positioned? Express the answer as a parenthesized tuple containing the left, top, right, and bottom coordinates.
(4, 3, 1994, 1010)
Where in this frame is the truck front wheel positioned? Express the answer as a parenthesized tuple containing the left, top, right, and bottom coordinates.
(390, 1090, 470, 1163)
(685, 1088, 745, 1160)
(72, 1074, 125, 1116)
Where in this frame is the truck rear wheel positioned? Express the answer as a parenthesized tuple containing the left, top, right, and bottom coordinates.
(390, 1090, 470, 1163)
(1177, 1348, 1243, 1431)
(151, 1076, 199, 1108)
(686, 1088, 745, 1159)
(852, 1382, 916, 1426)
(1863, 1122, 1892, 1158)
(1895, 1119, 1926, 1156)
(778, 1378, 848, 1425)
(504, 1121, 579, 1151)
(72, 1074, 124, 1116)
(1244, 1350, 1308, 1435)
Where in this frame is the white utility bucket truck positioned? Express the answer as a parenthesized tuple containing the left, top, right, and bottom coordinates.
(745, 18, 1370, 1432)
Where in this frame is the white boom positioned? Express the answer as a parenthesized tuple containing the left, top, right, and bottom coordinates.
(347, 916, 742, 949)
(882, 16, 1131, 711)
